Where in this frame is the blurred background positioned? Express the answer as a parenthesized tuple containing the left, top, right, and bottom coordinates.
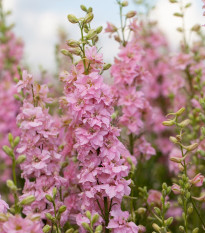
(2, 0, 204, 74)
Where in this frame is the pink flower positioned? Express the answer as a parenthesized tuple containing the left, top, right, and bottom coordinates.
(107, 209, 139, 233)
(190, 173, 204, 187)
(0, 196, 9, 213)
(172, 184, 181, 194)
(16, 70, 33, 92)
(147, 190, 162, 206)
(105, 22, 117, 33)
(2, 215, 42, 233)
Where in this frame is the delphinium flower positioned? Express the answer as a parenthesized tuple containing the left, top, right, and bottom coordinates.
(0, 1, 23, 183)
(61, 5, 139, 232)
(16, 71, 67, 226)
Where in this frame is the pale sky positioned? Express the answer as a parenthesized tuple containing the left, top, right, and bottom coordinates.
(2, 0, 204, 74)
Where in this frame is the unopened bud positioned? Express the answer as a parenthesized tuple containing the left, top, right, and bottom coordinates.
(67, 14, 79, 24)
(2, 145, 14, 157)
(58, 205, 66, 214)
(86, 29, 97, 40)
(85, 210, 91, 220)
(170, 156, 182, 163)
(122, 1, 128, 6)
(80, 5, 87, 12)
(152, 223, 161, 231)
(165, 217, 173, 226)
(162, 120, 175, 126)
(16, 155, 26, 164)
(20, 195, 35, 206)
(66, 40, 80, 47)
(176, 107, 185, 116)
(14, 136, 20, 147)
(8, 133, 13, 146)
(45, 213, 55, 222)
(84, 12, 94, 24)
(6, 179, 17, 191)
(45, 194, 53, 203)
(137, 207, 146, 215)
(0, 213, 8, 222)
(179, 225, 185, 232)
(65, 229, 74, 233)
(82, 222, 91, 231)
(95, 225, 103, 233)
(52, 187, 57, 199)
(192, 228, 199, 233)
(184, 143, 198, 152)
(92, 213, 99, 225)
(126, 11, 136, 18)
(96, 26, 103, 34)
(169, 136, 178, 144)
(191, 24, 201, 32)
(43, 225, 52, 233)
(103, 63, 111, 70)
(178, 119, 191, 128)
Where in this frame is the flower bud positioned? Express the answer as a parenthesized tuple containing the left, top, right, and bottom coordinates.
(152, 223, 161, 231)
(121, 1, 128, 6)
(45, 194, 53, 203)
(95, 225, 103, 233)
(8, 133, 13, 146)
(92, 213, 99, 225)
(58, 205, 67, 214)
(114, 35, 121, 43)
(87, 7, 93, 13)
(103, 63, 111, 70)
(20, 195, 35, 206)
(67, 14, 79, 24)
(80, 5, 87, 12)
(178, 119, 191, 128)
(179, 226, 185, 232)
(126, 11, 136, 18)
(184, 143, 198, 152)
(169, 0, 178, 2)
(170, 156, 182, 163)
(162, 120, 175, 126)
(61, 49, 73, 58)
(16, 155, 26, 164)
(65, 229, 74, 233)
(66, 40, 80, 48)
(45, 213, 55, 222)
(191, 24, 201, 32)
(82, 222, 91, 231)
(43, 225, 52, 233)
(169, 136, 178, 144)
(14, 136, 20, 147)
(52, 187, 57, 199)
(174, 12, 183, 17)
(154, 207, 161, 216)
(187, 203, 193, 214)
(84, 12, 94, 24)
(2, 145, 14, 157)
(85, 210, 91, 220)
(192, 228, 199, 233)
(96, 26, 103, 34)
(137, 207, 146, 215)
(175, 107, 185, 116)
(6, 179, 17, 191)
(165, 217, 173, 226)
(86, 29, 97, 40)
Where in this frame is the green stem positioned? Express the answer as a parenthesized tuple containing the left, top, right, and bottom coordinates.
(79, 24, 87, 73)
(104, 197, 110, 233)
(53, 202, 59, 233)
(119, 4, 126, 46)
(190, 197, 205, 230)
(129, 133, 134, 155)
(12, 157, 19, 213)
